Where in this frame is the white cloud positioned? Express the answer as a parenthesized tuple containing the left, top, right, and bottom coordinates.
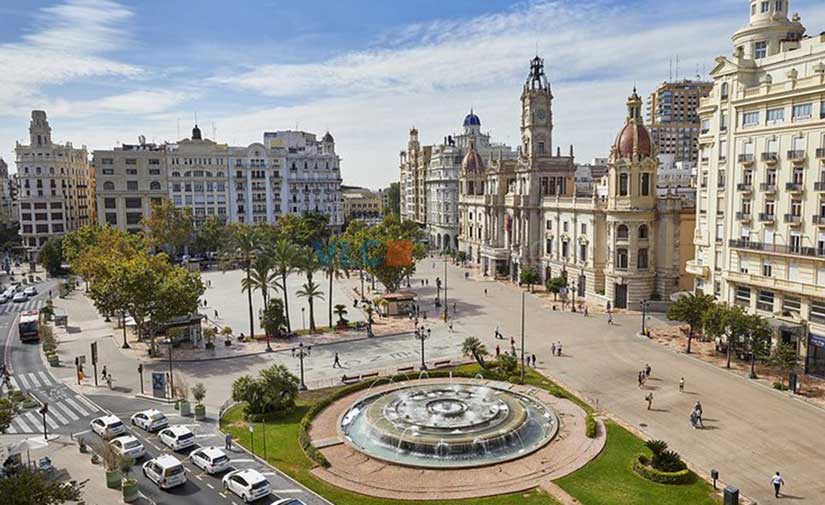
(45, 90, 194, 118)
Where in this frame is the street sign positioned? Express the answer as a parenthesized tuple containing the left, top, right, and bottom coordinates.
(90, 342, 98, 365)
(151, 372, 166, 399)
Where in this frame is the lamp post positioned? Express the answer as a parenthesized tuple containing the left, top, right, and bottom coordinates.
(520, 291, 526, 384)
(435, 277, 441, 308)
(39, 403, 49, 440)
(641, 299, 649, 335)
(443, 258, 448, 321)
(570, 281, 577, 313)
(415, 325, 431, 370)
(365, 301, 375, 338)
(301, 307, 306, 331)
(291, 343, 311, 391)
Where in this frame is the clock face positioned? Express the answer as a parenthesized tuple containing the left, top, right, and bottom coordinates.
(536, 109, 547, 121)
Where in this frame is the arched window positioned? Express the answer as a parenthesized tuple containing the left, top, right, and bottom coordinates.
(103, 181, 115, 191)
(617, 224, 629, 240)
(638, 225, 649, 239)
(204, 171, 212, 177)
(150, 181, 161, 191)
(172, 171, 180, 177)
(619, 173, 629, 196)
(721, 82, 729, 100)
(216, 171, 224, 177)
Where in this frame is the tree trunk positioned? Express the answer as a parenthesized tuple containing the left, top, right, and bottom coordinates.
(726, 337, 732, 368)
(359, 268, 365, 299)
(686, 326, 693, 354)
(750, 353, 757, 378)
(246, 267, 254, 339)
(328, 271, 334, 329)
(282, 272, 291, 332)
(308, 299, 316, 331)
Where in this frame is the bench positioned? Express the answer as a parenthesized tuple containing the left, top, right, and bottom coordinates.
(341, 371, 380, 384)
(360, 372, 379, 380)
(341, 375, 360, 384)
(432, 359, 452, 369)
(396, 366, 415, 373)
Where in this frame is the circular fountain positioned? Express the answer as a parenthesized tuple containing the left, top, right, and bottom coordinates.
(339, 382, 559, 468)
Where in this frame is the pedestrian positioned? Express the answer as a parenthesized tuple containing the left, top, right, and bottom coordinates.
(203, 299, 208, 307)
(484, 288, 488, 296)
(637, 371, 644, 388)
(531, 354, 537, 367)
(495, 345, 501, 358)
(679, 377, 685, 393)
(421, 279, 424, 286)
(583, 306, 588, 317)
(48, 289, 52, 299)
(551, 343, 556, 356)
(645, 392, 653, 410)
(464, 272, 469, 280)
(106, 373, 113, 389)
(607, 312, 614, 325)
(771, 472, 785, 498)
(448, 322, 454, 332)
(606, 301, 611, 312)
(225, 433, 233, 451)
(510, 336, 515, 348)
(214, 309, 219, 319)
(101, 365, 108, 380)
(426, 279, 429, 286)
(644, 364, 651, 378)
(333, 352, 342, 368)
(557, 343, 563, 356)
(452, 302, 457, 313)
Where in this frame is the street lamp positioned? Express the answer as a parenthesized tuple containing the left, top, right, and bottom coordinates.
(415, 324, 431, 370)
(641, 299, 649, 335)
(443, 258, 448, 321)
(435, 277, 442, 308)
(570, 281, 577, 313)
(291, 343, 312, 391)
(301, 307, 306, 331)
(39, 403, 49, 440)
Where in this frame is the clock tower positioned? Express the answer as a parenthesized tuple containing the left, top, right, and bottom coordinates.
(520, 55, 553, 163)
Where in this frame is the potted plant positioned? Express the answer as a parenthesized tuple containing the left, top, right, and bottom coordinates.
(203, 327, 217, 350)
(192, 382, 207, 421)
(98, 441, 124, 489)
(175, 374, 191, 416)
(120, 455, 138, 502)
(222, 326, 233, 346)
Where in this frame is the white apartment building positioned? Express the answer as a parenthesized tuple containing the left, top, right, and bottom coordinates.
(690, 0, 825, 375)
(94, 126, 342, 233)
(16, 111, 93, 258)
(0, 158, 14, 225)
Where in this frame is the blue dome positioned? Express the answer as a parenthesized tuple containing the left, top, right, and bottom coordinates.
(463, 109, 481, 127)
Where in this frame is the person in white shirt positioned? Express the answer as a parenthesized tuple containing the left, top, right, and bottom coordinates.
(771, 471, 785, 498)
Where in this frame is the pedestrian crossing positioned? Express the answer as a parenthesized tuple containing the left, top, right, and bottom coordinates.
(5, 370, 103, 434)
(0, 298, 44, 315)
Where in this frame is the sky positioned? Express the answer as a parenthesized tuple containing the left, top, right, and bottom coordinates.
(1, 0, 824, 188)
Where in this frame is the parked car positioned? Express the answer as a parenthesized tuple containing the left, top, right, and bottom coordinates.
(190, 446, 230, 474)
(0, 293, 9, 304)
(158, 425, 195, 451)
(12, 292, 28, 303)
(110, 435, 145, 459)
(142, 454, 186, 489)
(222, 468, 271, 502)
(23, 286, 37, 297)
(131, 409, 168, 432)
(90, 415, 126, 439)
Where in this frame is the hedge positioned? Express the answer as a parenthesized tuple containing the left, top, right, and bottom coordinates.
(632, 455, 693, 485)
(585, 413, 597, 438)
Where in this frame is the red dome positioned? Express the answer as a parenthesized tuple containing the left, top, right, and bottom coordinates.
(461, 139, 484, 174)
(614, 123, 653, 159)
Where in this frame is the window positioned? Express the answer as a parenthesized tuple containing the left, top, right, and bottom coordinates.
(765, 199, 775, 216)
(149, 168, 160, 175)
(581, 223, 587, 234)
(150, 181, 161, 191)
(579, 243, 587, 262)
(761, 1, 769, 12)
(701, 118, 710, 134)
(125, 198, 141, 209)
(126, 212, 143, 225)
(641, 173, 650, 196)
(638, 225, 649, 239)
(105, 213, 117, 225)
(617, 225, 629, 240)
(125, 159, 137, 165)
(790, 233, 801, 253)
(619, 173, 629, 196)
(721, 82, 729, 100)
(104, 198, 116, 209)
(545, 220, 552, 230)
(102, 168, 114, 175)
(810, 300, 825, 324)
(754, 41, 767, 58)
(743, 111, 760, 126)
(563, 222, 569, 232)
(792, 103, 812, 120)
(148, 159, 160, 165)
(783, 296, 800, 316)
(775, 0, 783, 11)
(766, 107, 784, 124)
(762, 263, 772, 277)
(735, 286, 751, 306)
(126, 181, 138, 191)
(545, 238, 553, 254)
(637, 248, 649, 270)
(720, 113, 728, 132)
(616, 248, 628, 269)
(561, 241, 569, 258)
(757, 290, 774, 312)
(103, 181, 115, 191)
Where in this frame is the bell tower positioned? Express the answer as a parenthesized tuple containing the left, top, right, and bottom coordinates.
(29, 110, 52, 147)
(520, 56, 553, 164)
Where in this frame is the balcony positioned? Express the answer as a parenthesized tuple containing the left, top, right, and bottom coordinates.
(784, 213, 802, 226)
(785, 182, 804, 195)
(685, 260, 710, 278)
(738, 154, 755, 165)
(816, 181, 825, 191)
(813, 215, 825, 226)
(758, 212, 775, 223)
(787, 150, 806, 163)
(735, 212, 752, 222)
(816, 148, 825, 159)
(726, 270, 825, 297)
(761, 152, 779, 164)
(729, 239, 825, 258)
(759, 183, 777, 194)
(736, 183, 753, 193)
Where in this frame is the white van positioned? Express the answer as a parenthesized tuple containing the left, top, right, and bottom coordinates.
(142, 454, 187, 489)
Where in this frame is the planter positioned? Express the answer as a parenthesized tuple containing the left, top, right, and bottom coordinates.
(174, 401, 180, 410)
(224, 339, 232, 346)
(179, 400, 191, 416)
(105, 469, 122, 489)
(122, 479, 139, 502)
(194, 404, 206, 421)
(47, 354, 60, 367)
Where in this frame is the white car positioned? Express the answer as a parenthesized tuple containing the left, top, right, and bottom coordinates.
(110, 435, 145, 460)
(90, 415, 126, 439)
(0, 294, 8, 304)
(131, 409, 168, 432)
(222, 468, 271, 503)
(23, 286, 37, 297)
(158, 425, 195, 451)
(190, 446, 230, 474)
(12, 292, 28, 303)
(142, 454, 187, 490)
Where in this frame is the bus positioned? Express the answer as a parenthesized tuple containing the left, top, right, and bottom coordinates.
(19, 310, 39, 342)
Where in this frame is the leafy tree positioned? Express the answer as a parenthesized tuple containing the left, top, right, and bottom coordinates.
(37, 237, 63, 276)
(142, 199, 194, 256)
(277, 212, 330, 248)
(334, 304, 348, 326)
(743, 313, 772, 378)
(497, 353, 518, 377)
(545, 276, 567, 301)
(271, 238, 299, 333)
(0, 396, 16, 434)
(297, 280, 324, 332)
(461, 337, 488, 369)
(228, 224, 261, 339)
(320, 237, 347, 328)
(261, 298, 287, 338)
(361, 215, 425, 293)
(192, 215, 227, 257)
(667, 292, 716, 354)
(519, 267, 540, 292)
(0, 466, 86, 504)
(769, 343, 800, 387)
(703, 303, 749, 368)
(342, 220, 370, 298)
(231, 364, 299, 417)
(384, 182, 400, 216)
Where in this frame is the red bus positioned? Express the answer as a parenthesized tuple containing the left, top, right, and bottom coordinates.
(19, 310, 39, 342)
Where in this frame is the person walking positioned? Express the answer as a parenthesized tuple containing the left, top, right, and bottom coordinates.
(645, 392, 653, 410)
(452, 302, 457, 313)
(484, 288, 488, 296)
(510, 336, 515, 348)
(638, 371, 644, 388)
(531, 354, 537, 367)
(551, 343, 556, 356)
(644, 364, 652, 378)
(495, 345, 501, 358)
(214, 309, 219, 320)
(333, 352, 342, 368)
(225, 433, 233, 451)
(557, 343, 563, 356)
(583, 306, 588, 317)
(607, 312, 614, 325)
(203, 299, 208, 307)
(679, 377, 685, 393)
(771, 472, 785, 498)
(448, 322, 454, 332)
(101, 366, 108, 380)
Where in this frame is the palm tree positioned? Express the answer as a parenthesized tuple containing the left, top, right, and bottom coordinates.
(333, 304, 348, 326)
(461, 337, 488, 369)
(667, 292, 716, 354)
(322, 238, 347, 328)
(271, 238, 299, 333)
(230, 224, 260, 339)
(244, 254, 277, 308)
(296, 280, 324, 332)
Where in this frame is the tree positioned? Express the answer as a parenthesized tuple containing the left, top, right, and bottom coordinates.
(384, 182, 400, 217)
(361, 215, 425, 293)
(769, 343, 800, 387)
(334, 304, 348, 326)
(319, 237, 347, 328)
(37, 237, 63, 276)
(142, 199, 193, 257)
(0, 466, 86, 504)
(342, 220, 369, 298)
(271, 238, 299, 333)
(228, 224, 261, 339)
(277, 212, 330, 248)
(297, 280, 324, 332)
(703, 303, 749, 368)
(231, 364, 299, 417)
(0, 396, 16, 434)
(667, 292, 716, 354)
(743, 313, 772, 379)
(242, 254, 276, 312)
(461, 337, 488, 369)
(192, 215, 227, 257)
(545, 276, 567, 301)
(519, 267, 540, 292)
(261, 298, 287, 339)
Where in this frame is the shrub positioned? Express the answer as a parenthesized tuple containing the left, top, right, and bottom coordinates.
(232, 364, 299, 417)
(772, 381, 789, 391)
(645, 439, 668, 456)
(585, 413, 597, 438)
(633, 455, 693, 485)
(192, 383, 206, 404)
(656, 450, 687, 472)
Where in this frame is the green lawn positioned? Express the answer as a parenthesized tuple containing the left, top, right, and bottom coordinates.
(555, 421, 718, 505)
(222, 366, 718, 505)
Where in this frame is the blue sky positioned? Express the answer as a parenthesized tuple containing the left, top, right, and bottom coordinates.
(1, 0, 824, 188)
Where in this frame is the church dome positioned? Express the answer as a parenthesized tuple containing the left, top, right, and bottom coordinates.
(612, 89, 653, 160)
(322, 131, 334, 143)
(463, 109, 481, 127)
(461, 139, 484, 175)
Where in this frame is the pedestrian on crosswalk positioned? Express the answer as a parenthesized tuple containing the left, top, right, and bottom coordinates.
(101, 366, 108, 380)
(333, 352, 342, 368)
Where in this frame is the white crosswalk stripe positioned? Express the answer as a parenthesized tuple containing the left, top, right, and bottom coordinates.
(37, 371, 53, 386)
(48, 406, 68, 425)
(8, 377, 18, 389)
(75, 395, 98, 413)
(16, 374, 31, 390)
(13, 414, 32, 433)
(52, 402, 79, 422)
(26, 372, 42, 388)
(65, 397, 89, 417)
(44, 413, 58, 429)
(24, 412, 40, 430)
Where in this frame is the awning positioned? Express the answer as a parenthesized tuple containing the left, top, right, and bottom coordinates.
(766, 317, 804, 333)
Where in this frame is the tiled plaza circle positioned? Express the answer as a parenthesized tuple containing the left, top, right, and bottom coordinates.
(309, 378, 606, 500)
